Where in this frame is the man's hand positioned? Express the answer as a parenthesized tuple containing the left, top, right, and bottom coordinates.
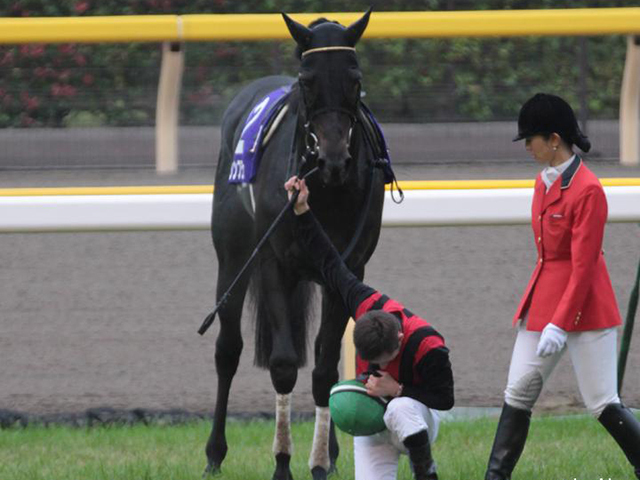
(365, 371, 401, 398)
(536, 323, 568, 357)
(284, 176, 310, 215)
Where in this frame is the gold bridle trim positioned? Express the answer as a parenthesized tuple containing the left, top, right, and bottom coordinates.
(301, 46, 356, 57)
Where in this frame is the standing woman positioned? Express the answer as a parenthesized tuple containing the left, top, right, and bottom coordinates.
(484, 93, 640, 480)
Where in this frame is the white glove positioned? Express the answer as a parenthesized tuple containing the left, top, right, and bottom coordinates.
(536, 323, 568, 358)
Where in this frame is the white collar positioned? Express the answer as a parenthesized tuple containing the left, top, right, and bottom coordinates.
(542, 154, 576, 190)
(549, 154, 576, 176)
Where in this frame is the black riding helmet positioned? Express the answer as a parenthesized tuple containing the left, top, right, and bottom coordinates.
(513, 93, 591, 152)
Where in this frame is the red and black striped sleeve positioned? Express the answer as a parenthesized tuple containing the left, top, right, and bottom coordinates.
(398, 319, 454, 410)
(294, 211, 375, 316)
(406, 343, 454, 410)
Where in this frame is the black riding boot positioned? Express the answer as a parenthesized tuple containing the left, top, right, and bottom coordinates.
(404, 430, 438, 480)
(485, 403, 531, 480)
(598, 403, 640, 479)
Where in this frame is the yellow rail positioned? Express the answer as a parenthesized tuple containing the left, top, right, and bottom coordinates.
(1, 8, 640, 44)
(1, 178, 638, 197)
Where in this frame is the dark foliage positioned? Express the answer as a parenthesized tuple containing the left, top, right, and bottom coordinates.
(0, 0, 637, 127)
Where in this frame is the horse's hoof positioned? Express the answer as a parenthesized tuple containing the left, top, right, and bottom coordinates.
(271, 472, 294, 480)
(311, 466, 328, 480)
(202, 463, 221, 478)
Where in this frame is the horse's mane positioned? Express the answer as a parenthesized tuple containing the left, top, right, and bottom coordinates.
(294, 18, 342, 59)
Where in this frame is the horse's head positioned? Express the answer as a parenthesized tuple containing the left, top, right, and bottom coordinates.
(282, 9, 371, 187)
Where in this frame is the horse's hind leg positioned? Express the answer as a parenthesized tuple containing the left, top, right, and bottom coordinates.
(308, 287, 353, 480)
(203, 255, 251, 476)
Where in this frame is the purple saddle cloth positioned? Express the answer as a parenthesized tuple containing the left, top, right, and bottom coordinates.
(228, 86, 291, 184)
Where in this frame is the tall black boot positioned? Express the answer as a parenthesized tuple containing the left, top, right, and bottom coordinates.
(404, 430, 438, 480)
(598, 403, 640, 479)
(485, 403, 531, 480)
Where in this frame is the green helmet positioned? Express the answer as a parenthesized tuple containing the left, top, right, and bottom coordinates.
(329, 379, 388, 436)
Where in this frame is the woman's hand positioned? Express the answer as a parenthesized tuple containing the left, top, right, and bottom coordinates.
(284, 176, 310, 215)
(536, 323, 568, 357)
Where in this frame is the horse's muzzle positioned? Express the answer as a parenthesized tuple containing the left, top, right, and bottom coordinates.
(317, 155, 352, 186)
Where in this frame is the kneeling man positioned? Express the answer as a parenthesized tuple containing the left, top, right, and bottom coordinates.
(285, 176, 454, 480)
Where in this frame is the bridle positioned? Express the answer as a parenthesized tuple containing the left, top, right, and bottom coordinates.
(292, 45, 386, 263)
(298, 46, 361, 157)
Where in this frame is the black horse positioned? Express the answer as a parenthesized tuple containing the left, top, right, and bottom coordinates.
(205, 9, 388, 480)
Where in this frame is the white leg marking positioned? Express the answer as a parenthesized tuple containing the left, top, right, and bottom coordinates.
(308, 406, 331, 471)
(273, 393, 293, 456)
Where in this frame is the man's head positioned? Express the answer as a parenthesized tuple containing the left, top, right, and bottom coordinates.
(353, 310, 404, 368)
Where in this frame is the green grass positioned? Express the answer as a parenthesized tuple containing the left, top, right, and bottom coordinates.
(0, 414, 635, 480)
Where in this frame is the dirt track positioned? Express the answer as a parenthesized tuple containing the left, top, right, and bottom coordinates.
(1, 163, 639, 419)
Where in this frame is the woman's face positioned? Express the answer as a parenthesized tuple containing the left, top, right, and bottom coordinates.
(525, 135, 557, 165)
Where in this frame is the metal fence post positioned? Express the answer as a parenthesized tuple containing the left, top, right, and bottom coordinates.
(618, 252, 640, 393)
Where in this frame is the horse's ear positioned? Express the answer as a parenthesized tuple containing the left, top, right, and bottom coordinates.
(345, 7, 372, 46)
(282, 12, 312, 49)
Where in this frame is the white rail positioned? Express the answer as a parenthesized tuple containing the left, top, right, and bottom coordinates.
(1, 186, 639, 233)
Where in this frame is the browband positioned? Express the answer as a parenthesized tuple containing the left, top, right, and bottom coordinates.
(302, 46, 356, 57)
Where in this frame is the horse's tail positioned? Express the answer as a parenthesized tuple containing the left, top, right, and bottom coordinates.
(251, 273, 316, 369)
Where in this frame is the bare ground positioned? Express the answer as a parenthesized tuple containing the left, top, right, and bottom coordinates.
(1, 162, 639, 419)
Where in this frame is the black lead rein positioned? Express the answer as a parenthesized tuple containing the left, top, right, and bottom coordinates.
(339, 153, 376, 262)
(340, 105, 403, 261)
(198, 164, 320, 336)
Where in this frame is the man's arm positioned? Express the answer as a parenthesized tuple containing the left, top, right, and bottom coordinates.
(286, 177, 374, 317)
(406, 346, 455, 410)
(295, 210, 375, 317)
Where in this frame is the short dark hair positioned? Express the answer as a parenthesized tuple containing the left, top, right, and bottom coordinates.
(353, 310, 401, 361)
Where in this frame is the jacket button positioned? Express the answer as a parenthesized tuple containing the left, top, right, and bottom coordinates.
(538, 215, 542, 221)
(539, 258, 543, 264)
(537, 236, 542, 243)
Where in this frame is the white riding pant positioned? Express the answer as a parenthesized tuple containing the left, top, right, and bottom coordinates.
(354, 396, 440, 480)
(505, 323, 620, 417)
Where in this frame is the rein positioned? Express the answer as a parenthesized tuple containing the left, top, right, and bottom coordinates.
(339, 150, 376, 262)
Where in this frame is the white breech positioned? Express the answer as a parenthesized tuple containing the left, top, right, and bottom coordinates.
(505, 323, 620, 417)
(353, 396, 440, 480)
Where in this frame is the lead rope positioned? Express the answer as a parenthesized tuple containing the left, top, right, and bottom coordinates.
(198, 127, 319, 336)
(340, 159, 376, 262)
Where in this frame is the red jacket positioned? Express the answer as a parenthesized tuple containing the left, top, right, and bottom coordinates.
(513, 157, 622, 332)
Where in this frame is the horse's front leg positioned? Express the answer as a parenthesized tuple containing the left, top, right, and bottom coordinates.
(260, 256, 301, 480)
(308, 286, 352, 480)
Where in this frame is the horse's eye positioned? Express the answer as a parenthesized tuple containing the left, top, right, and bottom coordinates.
(298, 72, 315, 86)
